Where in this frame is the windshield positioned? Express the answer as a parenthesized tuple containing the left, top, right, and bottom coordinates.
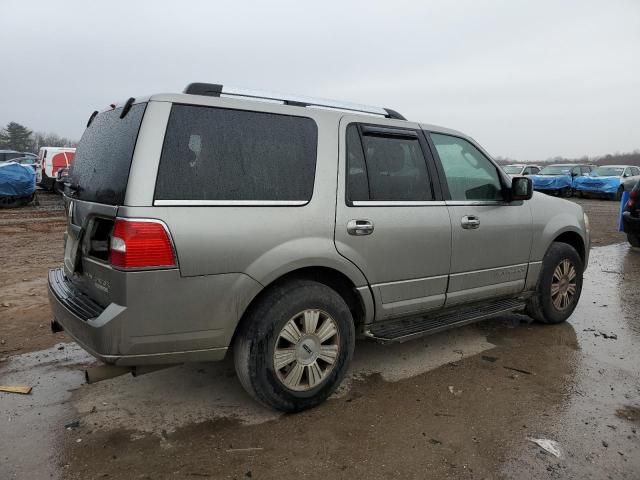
(69, 103, 146, 205)
(538, 165, 572, 176)
(590, 167, 624, 177)
(503, 166, 522, 174)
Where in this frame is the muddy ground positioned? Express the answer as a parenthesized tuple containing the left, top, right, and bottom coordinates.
(1, 193, 638, 479)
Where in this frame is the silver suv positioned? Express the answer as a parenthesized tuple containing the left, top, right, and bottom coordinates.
(49, 83, 590, 412)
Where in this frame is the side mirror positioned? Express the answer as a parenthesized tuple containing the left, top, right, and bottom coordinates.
(511, 177, 533, 201)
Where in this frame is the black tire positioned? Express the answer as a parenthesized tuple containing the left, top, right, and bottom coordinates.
(526, 242, 583, 324)
(233, 279, 355, 412)
(615, 186, 624, 202)
(628, 233, 640, 248)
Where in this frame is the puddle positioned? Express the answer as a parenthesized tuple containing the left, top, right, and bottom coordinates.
(0, 343, 94, 479)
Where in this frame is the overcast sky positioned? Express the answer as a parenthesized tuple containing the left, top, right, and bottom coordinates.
(2, 0, 638, 160)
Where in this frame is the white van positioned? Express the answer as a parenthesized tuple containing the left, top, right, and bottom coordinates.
(37, 147, 76, 190)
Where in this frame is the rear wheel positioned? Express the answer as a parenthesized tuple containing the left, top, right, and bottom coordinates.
(628, 233, 640, 248)
(527, 243, 583, 324)
(234, 279, 355, 412)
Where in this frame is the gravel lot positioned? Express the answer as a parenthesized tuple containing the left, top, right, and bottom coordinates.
(1, 192, 638, 479)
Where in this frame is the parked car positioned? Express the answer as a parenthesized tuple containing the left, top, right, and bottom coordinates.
(54, 167, 70, 194)
(0, 161, 36, 208)
(574, 165, 640, 201)
(622, 179, 639, 247)
(530, 164, 593, 197)
(48, 83, 590, 412)
(502, 164, 541, 177)
(8, 156, 38, 171)
(0, 149, 24, 163)
(37, 147, 75, 190)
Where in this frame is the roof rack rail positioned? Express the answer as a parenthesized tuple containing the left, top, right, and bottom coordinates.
(183, 83, 406, 120)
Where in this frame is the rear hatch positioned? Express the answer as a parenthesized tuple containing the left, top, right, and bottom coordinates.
(63, 102, 147, 307)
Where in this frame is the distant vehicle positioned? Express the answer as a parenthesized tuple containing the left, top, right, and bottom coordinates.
(0, 161, 36, 208)
(530, 164, 594, 197)
(574, 165, 640, 201)
(0, 150, 24, 163)
(37, 147, 75, 190)
(503, 164, 541, 176)
(54, 167, 69, 194)
(622, 179, 640, 247)
(8, 156, 38, 171)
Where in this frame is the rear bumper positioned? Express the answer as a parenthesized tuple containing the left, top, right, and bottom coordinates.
(47, 267, 253, 366)
(623, 211, 640, 235)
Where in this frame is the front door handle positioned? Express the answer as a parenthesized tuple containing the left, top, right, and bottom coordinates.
(347, 219, 374, 236)
(461, 215, 480, 229)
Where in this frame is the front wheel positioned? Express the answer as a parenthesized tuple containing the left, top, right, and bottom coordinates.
(628, 233, 640, 248)
(233, 280, 355, 412)
(527, 243, 583, 324)
(615, 186, 624, 202)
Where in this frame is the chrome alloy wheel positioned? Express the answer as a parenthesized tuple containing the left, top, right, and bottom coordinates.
(551, 259, 577, 311)
(273, 309, 340, 392)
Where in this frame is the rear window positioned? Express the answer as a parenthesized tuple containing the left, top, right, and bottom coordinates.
(154, 105, 318, 202)
(69, 103, 146, 205)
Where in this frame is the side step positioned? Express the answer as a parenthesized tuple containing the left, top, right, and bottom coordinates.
(366, 298, 526, 343)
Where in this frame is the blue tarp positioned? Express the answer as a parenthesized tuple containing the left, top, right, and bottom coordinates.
(0, 162, 36, 197)
(530, 174, 573, 191)
(574, 175, 621, 194)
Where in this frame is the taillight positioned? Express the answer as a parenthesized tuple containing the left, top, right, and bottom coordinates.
(109, 218, 176, 270)
(627, 190, 637, 209)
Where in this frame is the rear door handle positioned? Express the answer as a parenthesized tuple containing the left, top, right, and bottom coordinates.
(461, 215, 480, 229)
(347, 219, 374, 236)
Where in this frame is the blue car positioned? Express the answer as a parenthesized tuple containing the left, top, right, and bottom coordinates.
(574, 165, 640, 201)
(530, 164, 594, 197)
(0, 161, 36, 208)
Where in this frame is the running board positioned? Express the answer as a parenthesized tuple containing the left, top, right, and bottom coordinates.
(365, 298, 526, 343)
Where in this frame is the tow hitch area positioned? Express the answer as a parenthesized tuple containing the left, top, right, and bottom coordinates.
(84, 364, 174, 384)
(50, 320, 64, 333)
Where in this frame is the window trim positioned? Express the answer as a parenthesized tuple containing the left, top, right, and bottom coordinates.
(153, 199, 307, 206)
(352, 200, 446, 207)
(153, 103, 319, 206)
(426, 131, 510, 204)
(344, 122, 441, 206)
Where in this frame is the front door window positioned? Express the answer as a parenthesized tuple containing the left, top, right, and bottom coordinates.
(430, 133, 503, 201)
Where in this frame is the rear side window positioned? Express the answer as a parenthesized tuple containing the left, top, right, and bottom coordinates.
(346, 124, 433, 202)
(154, 105, 318, 202)
(70, 104, 146, 205)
